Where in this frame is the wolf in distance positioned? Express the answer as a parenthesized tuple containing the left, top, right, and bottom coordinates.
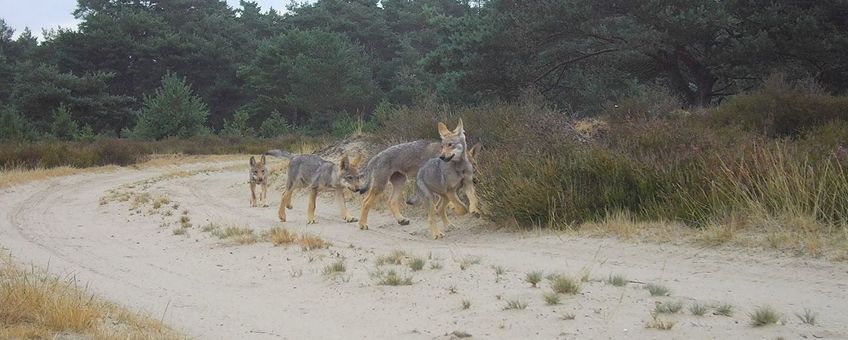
(407, 119, 478, 239)
(249, 155, 269, 207)
(266, 150, 363, 224)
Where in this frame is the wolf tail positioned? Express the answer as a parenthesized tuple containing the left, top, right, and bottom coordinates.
(265, 149, 293, 159)
(406, 183, 423, 206)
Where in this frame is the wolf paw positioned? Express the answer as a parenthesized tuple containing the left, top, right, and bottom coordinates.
(278, 215, 286, 222)
(398, 218, 410, 226)
(344, 217, 358, 223)
(471, 210, 481, 218)
(286, 204, 293, 210)
(358, 223, 369, 230)
(431, 231, 445, 239)
(307, 219, 317, 225)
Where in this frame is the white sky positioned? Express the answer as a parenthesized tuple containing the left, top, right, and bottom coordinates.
(0, 0, 301, 40)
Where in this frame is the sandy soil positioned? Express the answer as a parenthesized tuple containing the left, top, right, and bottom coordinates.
(1, 158, 847, 340)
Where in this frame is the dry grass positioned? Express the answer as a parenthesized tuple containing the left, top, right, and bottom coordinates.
(375, 250, 407, 266)
(461, 299, 471, 310)
(750, 305, 781, 327)
(458, 256, 481, 270)
(690, 302, 709, 316)
(322, 259, 347, 276)
(543, 291, 560, 305)
(796, 308, 817, 325)
(212, 226, 258, 245)
(0, 165, 119, 189)
(373, 269, 413, 286)
(525, 271, 543, 288)
(606, 274, 626, 287)
(152, 195, 171, 209)
(654, 301, 683, 314)
(551, 276, 581, 295)
(645, 283, 670, 297)
(172, 226, 189, 236)
(408, 257, 426, 271)
(715, 303, 734, 316)
(262, 227, 298, 246)
(646, 315, 676, 330)
(503, 299, 528, 310)
(298, 233, 328, 251)
(0, 254, 182, 339)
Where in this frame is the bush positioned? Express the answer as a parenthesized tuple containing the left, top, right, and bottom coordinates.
(259, 111, 290, 138)
(50, 104, 80, 141)
(132, 72, 210, 140)
(710, 74, 848, 137)
(0, 106, 30, 141)
(221, 109, 254, 137)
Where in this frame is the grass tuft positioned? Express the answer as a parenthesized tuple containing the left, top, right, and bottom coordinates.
(645, 283, 670, 296)
(262, 227, 297, 246)
(796, 308, 816, 325)
(653, 301, 683, 314)
(543, 291, 560, 305)
(374, 269, 413, 286)
(690, 302, 708, 316)
(503, 299, 528, 310)
(375, 250, 407, 266)
(606, 274, 626, 287)
(525, 271, 543, 288)
(322, 259, 347, 276)
(458, 256, 481, 270)
(646, 315, 676, 330)
(408, 257, 426, 271)
(461, 299, 471, 310)
(750, 306, 781, 327)
(172, 226, 189, 236)
(551, 276, 581, 295)
(715, 303, 734, 316)
(298, 233, 328, 251)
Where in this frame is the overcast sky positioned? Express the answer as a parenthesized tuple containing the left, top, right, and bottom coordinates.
(1, 0, 299, 40)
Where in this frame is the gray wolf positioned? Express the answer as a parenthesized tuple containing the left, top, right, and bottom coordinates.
(249, 155, 269, 207)
(266, 149, 363, 224)
(406, 119, 479, 239)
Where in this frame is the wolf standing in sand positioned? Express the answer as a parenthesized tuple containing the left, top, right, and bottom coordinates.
(249, 155, 269, 207)
(356, 120, 481, 231)
(407, 119, 478, 239)
(266, 150, 363, 224)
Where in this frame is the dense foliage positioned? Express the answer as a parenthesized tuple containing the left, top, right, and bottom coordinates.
(1, 0, 846, 139)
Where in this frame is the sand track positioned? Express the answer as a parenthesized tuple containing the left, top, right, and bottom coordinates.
(1, 159, 846, 339)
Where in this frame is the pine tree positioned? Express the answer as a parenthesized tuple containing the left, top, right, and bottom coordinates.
(221, 109, 254, 137)
(50, 104, 80, 141)
(133, 73, 209, 140)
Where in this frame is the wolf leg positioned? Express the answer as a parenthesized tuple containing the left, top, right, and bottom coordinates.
(388, 173, 409, 225)
(306, 188, 318, 224)
(278, 187, 295, 222)
(336, 189, 357, 223)
(250, 182, 257, 207)
(261, 182, 268, 207)
(437, 196, 455, 231)
(447, 190, 468, 216)
(358, 188, 382, 230)
(427, 197, 444, 239)
(465, 182, 481, 218)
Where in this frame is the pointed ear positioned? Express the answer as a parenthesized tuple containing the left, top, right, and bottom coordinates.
(453, 118, 464, 135)
(351, 152, 363, 167)
(437, 122, 451, 138)
(250, 156, 256, 166)
(468, 143, 481, 161)
(340, 155, 350, 170)
(260, 155, 266, 164)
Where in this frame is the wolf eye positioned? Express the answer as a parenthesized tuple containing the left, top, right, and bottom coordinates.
(448, 143, 454, 147)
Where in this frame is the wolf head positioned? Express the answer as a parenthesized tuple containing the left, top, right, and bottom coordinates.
(437, 118, 467, 162)
(249, 155, 267, 182)
(339, 153, 364, 192)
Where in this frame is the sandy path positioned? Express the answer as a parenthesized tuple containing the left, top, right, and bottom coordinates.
(1, 159, 846, 339)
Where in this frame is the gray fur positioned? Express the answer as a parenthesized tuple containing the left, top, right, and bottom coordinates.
(249, 155, 269, 207)
(267, 150, 363, 223)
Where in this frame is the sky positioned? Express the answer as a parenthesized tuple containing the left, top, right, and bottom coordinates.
(0, 0, 298, 40)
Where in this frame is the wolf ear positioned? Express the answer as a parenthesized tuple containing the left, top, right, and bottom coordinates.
(468, 143, 481, 161)
(351, 152, 363, 167)
(340, 155, 350, 170)
(250, 156, 256, 166)
(453, 118, 464, 135)
(437, 122, 451, 138)
(260, 155, 266, 164)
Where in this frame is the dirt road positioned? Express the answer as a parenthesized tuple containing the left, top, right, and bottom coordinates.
(1, 158, 846, 339)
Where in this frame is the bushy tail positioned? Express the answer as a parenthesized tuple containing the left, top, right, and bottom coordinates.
(406, 183, 423, 206)
(265, 149, 293, 159)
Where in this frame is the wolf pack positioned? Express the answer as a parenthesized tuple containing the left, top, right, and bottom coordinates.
(248, 119, 480, 239)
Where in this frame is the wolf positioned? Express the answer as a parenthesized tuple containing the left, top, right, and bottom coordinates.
(266, 150, 363, 224)
(249, 155, 269, 207)
(355, 129, 482, 231)
(406, 119, 478, 239)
